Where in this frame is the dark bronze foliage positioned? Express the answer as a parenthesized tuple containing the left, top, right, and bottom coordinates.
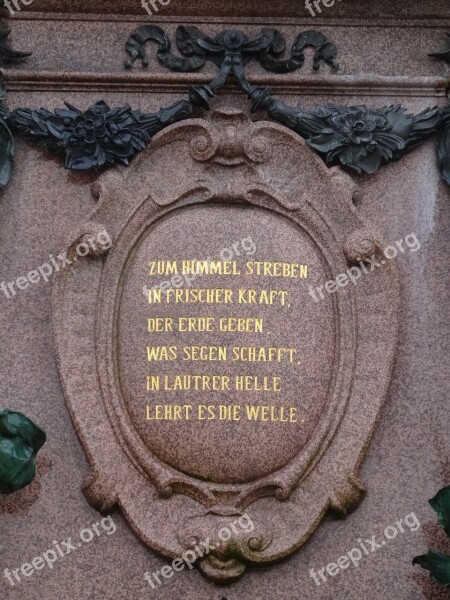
(4, 24, 447, 181)
(0, 76, 13, 188)
(431, 33, 450, 184)
(251, 92, 441, 174)
(122, 25, 441, 176)
(430, 32, 450, 64)
(9, 100, 194, 171)
(437, 105, 450, 185)
(0, 28, 31, 66)
(125, 25, 338, 78)
(11, 27, 339, 173)
(125, 25, 207, 72)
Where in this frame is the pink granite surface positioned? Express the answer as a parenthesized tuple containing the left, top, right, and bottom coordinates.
(0, 1, 449, 599)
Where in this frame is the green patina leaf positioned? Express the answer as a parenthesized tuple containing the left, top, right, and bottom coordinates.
(413, 551, 450, 588)
(0, 409, 46, 494)
(413, 486, 450, 588)
(429, 485, 450, 537)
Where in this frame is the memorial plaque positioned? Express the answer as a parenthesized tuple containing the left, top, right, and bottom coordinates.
(52, 109, 399, 581)
(2, 4, 449, 599)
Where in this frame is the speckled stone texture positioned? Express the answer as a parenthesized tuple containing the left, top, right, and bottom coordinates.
(0, 1, 449, 599)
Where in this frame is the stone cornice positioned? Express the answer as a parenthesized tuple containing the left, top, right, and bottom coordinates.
(4, 71, 449, 98)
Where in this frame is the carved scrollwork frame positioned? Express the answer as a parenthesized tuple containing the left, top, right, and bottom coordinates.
(52, 109, 400, 582)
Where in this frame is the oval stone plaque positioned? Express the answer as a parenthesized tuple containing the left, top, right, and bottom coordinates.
(53, 111, 400, 581)
(117, 203, 335, 483)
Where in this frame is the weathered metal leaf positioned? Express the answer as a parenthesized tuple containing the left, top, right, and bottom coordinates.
(0, 409, 46, 494)
(413, 551, 450, 588)
(437, 109, 450, 185)
(0, 118, 13, 188)
(430, 485, 450, 537)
